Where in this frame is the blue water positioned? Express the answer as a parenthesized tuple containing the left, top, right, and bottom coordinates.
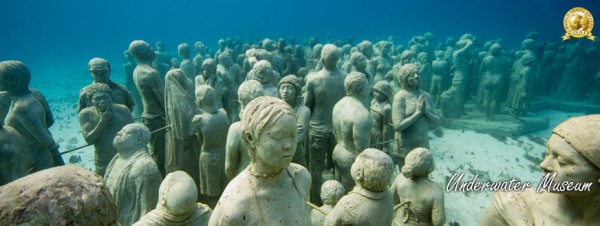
(1, 0, 598, 70)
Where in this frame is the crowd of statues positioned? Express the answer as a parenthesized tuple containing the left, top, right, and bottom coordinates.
(1, 31, 600, 226)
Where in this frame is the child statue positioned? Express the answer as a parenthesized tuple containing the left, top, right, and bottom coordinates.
(209, 96, 311, 226)
(311, 180, 345, 226)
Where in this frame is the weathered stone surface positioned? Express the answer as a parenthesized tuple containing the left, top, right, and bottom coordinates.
(0, 165, 118, 225)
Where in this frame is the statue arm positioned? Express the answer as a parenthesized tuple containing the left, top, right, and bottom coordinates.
(225, 126, 239, 180)
(431, 190, 446, 226)
(383, 105, 392, 142)
(352, 115, 371, 152)
(392, 94, 420, 132)
(78, 109, 107, 145)
(15, 107, 56, 149)
(323, 202, 345, 226)
(303, 80, 315, 113)
(296, 107, 311, 143)
(423, 93, 440, 126)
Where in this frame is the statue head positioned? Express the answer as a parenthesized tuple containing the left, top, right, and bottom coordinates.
(373, 80, 391, 102)
(252, 60, 273, 84)
(351, 148, 394, 192)
(218, 39, 226, 49)
(177, 43, 191, 59)
(490, 43, 502, 57)
(238, 80, 264, 118)
(240, 96, 296, 169)
(201, 58, 217, 79)
(540, 115, 600, 195)
(217, 52, 233, 68)
(195, 85, 218, 114)
(113, 123, 151, 153)
(400, 50, 412, 64)
(417, 52, 428, 62)
(401, 148, 435, 179)
(434, 50, 444, 60)
(350, 52, 367, 71)
(194, 41, 205, 53)
(321, 44, 341, 70)
(321, 180, 345, 206)
(261, 38, 275, 52)
(158, 171, 198, 216)
(357, 41, 374, 58)
(88, 58, 111, 83)
(170, 58, 179, 69)
(277, 38, 286, 50)
(521, 39, 536, 51)
(0, 60, 31, 95)
(156, 41, 164, 51)
(344, 72, 369, 100)
(129, 40, 156, 63)
(86, 83, 113, 112)
(123, 50, 134, 61)
(398, 63, 420, 90)
(278, 75, 301, 106)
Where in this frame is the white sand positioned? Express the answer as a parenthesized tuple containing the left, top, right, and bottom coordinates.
(29, 65, 586, 226)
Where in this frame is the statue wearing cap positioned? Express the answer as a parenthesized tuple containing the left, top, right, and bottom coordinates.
(278, 75, 311, 167)
(481, 114, 600, 225)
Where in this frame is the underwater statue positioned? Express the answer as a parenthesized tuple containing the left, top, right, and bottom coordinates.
(123, 50, 143, 117)
(371, 80, 393, 154)
(430, 50, 450, 107)
(104, 123, 162, 226)
(129, 40, 167, 176)
(374, 41, 394, 83)
(0, 60, 63, 172)
(133, 171, 212, 226)
(416, 52, 432, 92)
(153, 41, 173, 79)
(194, 85, 230, 208)
(350, 52, 374, 86)
(481, 114, 600, 225)
(278, 75, 310, 167)
(248, 60, 278, 97)
(78, 57, 134, 113)
(225, 80, 264, 180)
(209, 96, 311, 226)
(178, 43, 196, 82)
(195, 58, 225, 109)
(391, 147, 445, 226)
(217, 52, 244, 122)
(0, 91, 28, 186)
(164, 69, 200, 195)
(78, 83, 134, 176)
(392, 64, 439, 168)
(440, 39, 473, 118)
(311, 180, 345, 226)
(332, 72, 372, 192)
(324, 148, 394, 226)
(193, 41, 207, 76)
(304, 44, 347, 204)
(509, 51, 536, 118)
(479, 43, 509, 121)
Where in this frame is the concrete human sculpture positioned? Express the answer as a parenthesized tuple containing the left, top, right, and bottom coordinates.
(481, 114, 600, 225)
(304, 44, 347, 204)
(194, 85, 230, 207)
(194, 41, 207, 76)
(311, 180, 345, 226)
(209, 96, 311, 226)
(78, 83, 134, 176)
(0, 91, 28, 185)
(416, 52, 432, 92)
(332, 72, 372, 191)
(510, 52, 536, 118)
(129, 40, 167, 176)
(133, 171, 212, 226)
(124, 50, 143, 117)
(440, 39, 473, 118)
(104, 123, 162, 226)
(196, 59, 225, 109)
(430, 51, 450, 107)
(217, 52, 244, 122)
(178, 43, 196, 81)
(164, 69, 200, 192)
(392, 64, 439, 167)
(479, 43, 509, 121)
(390, 148, 445, 226)
(0, 60, 63, 172)
(78, 57, 135, 113)
(350, 52, 374, 85)
(225, 80, 264, 180)
(278, 75, 310, 167)
(371, 80, 392, 154)
(374, 41, 394, 83)
(324, 148, 394, 226)
(153, 41, 173, 79)
(248, 60, 279, 97)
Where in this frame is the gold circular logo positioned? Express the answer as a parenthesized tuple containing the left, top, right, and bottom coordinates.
(562, 7, 595, 41)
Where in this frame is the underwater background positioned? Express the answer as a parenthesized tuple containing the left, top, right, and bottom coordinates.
(1, 0, 600, 225)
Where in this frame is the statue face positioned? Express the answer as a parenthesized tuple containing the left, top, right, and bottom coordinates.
(90, 66, 110, 83)
(539, 134, 600, 194)
(254, 114, 297, 169)
(255, 68, 270, 84)
(407, 71, 420, 87)
(91, 92, 111, 112)
(113, 126, 136, 151)
(278, 83, 296, 104)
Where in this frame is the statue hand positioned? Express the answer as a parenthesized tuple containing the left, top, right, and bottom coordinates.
(192, 115, 202, 123)
(101, 110, 112, 122)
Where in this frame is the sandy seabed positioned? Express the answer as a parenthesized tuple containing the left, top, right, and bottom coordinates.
(31, 64, 584, 226)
